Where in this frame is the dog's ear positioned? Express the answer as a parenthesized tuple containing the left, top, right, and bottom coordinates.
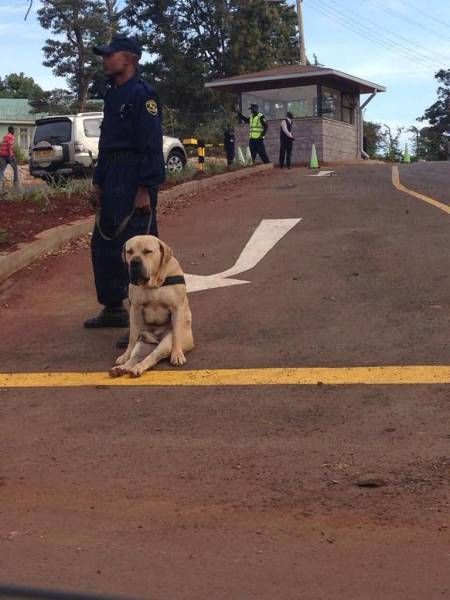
(121, 242, 127, 265)
(154, 240, 173, 286)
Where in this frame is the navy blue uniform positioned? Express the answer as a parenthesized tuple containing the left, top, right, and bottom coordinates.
(224, 128, 235, 165)
(92, 72, 165, 307)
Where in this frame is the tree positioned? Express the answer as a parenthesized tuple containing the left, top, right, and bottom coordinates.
(125, 0, 298, 132)
(363, 121, 383, 158)
(417, 69, 449, 161)
(0, 73, 44, 99)
(36, 0, 121, 111)
(417, 126, 448, 161)
(228, 0, 298, 75)
(419, 69, 450, 134)
(380, 125, 403, 162)
(29, 88, 103, 115)
(103, 0, 127, 40)
(408, 126, 422, 159)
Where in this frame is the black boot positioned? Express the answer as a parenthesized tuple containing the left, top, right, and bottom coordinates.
(84, 306, 129, 329)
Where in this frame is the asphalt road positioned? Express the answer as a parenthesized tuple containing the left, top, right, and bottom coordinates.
(0, 162, 449, 600)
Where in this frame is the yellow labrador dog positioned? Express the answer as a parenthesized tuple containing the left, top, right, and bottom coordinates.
(110, 235, 194, 378)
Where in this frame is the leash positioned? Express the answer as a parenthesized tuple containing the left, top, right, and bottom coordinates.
(95, 207, 155, 242)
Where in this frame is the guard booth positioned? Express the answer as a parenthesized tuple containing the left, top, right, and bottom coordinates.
(205, 65, 386, 163)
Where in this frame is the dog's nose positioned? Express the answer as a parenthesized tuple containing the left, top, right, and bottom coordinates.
(129, 256, 148, 285)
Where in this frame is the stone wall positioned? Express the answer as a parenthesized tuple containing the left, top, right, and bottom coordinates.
(321, 118, 359, 162)
(235, 114, 361, 164)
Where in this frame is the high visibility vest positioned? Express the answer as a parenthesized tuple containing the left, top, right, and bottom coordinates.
(249, 113, 265, 139)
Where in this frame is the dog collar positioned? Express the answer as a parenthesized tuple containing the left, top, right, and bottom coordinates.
(162, 275, 186, 287)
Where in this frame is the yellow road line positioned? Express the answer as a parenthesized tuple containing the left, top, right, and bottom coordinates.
(0, 366, 449, 388)
(392, 166, 450, 215)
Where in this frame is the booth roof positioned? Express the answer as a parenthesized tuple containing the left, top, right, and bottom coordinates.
(205, 64, 386, 95)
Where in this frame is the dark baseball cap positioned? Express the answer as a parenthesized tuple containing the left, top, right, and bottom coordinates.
(93, 34, 142, 59)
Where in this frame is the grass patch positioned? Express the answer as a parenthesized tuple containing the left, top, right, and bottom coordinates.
(203, 160, 246, 175)
(2, 177, 92, 210)
(0, 228, 9, 246)
(166, 162, 198, 185)
(167, 159, 247, 183)
(2, 162, 246, 207)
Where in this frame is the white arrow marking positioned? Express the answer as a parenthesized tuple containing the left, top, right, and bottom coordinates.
(185, 218, 301, 292)
(309, 170, 335, 177)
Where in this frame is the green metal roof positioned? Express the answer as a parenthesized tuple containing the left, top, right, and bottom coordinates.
(0, 98, 48, 123)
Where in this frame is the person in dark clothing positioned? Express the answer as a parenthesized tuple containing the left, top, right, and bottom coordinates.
(279, 111, 295, 169)
(84, 34, 165, 336)
(223, 124, 235, 166)
(236, 104, 270, 164)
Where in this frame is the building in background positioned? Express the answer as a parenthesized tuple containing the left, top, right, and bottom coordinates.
(206, 65, 385, 163)
(0, 99, 48, 151)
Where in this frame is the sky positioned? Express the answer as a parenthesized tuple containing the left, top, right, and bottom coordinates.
(301, 0, 450, 138)
(0, 0, 449, 144)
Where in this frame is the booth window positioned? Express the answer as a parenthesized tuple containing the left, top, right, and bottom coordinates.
(342, 93, 354, 124)
(241, 85, 319, 119)
(321, 86, 342, 121)
(321, 87, 355, 124)
(240, 85, 355, 124)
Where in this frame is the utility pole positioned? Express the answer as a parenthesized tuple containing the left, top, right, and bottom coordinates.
(267, 0, 306, 64)
(296, 0, 307, 65)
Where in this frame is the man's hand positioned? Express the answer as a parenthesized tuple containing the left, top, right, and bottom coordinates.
(90, 184, 102, 209)
(134, 186, 151, 214)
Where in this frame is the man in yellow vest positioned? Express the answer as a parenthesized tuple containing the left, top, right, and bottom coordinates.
(237, 103, 270, 164)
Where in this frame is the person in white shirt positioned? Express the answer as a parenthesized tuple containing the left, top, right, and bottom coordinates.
(279, 111, 295, 169)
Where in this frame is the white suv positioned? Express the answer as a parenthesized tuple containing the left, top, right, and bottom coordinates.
(29, 112, 187, 182)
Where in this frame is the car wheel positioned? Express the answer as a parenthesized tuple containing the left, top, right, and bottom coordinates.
(166, 151, 186, 174)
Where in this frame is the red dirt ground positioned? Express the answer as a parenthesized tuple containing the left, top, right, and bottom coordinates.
(0, 163, 449, 600)
(0, 168, 242, 252)
(0, 193, 93, 251)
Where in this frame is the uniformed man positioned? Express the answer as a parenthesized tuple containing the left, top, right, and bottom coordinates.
(279, 111, 295, 169)
(223, 124, 235, 166)
(84, 35, 165, 340)
(237, 103, 270, 164)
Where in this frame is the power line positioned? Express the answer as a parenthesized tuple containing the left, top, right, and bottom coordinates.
(309, 0, 442, 69)
(305, 1, 443, 71)
(305, 0, 445, 70)
(315, 0, 449, 65)
(307, 3, 429, 69)
(396, 0, 450, 32)
(365, 0, 450, 43)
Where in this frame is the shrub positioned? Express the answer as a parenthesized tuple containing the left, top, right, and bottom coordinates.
(13, 144, 28, 165)
(0, 228, 9, 245)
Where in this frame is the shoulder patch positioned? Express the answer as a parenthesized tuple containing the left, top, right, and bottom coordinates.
(146, 99, 158, 116)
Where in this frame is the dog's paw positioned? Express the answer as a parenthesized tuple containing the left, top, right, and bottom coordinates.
(170, 349, 187, 367)
(128, 364, 146, 378)
(115, 353, 130, 366)
(109, 365, 128, 378)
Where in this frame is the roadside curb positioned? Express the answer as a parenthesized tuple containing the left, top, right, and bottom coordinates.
(161, 163, 273, 199)
(0, 163, 273, 284)
(0, 217, 95, 285)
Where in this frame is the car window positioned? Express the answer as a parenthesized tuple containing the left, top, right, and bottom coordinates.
(34, 120, 72, 144)
(83, 118, 102, 138)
